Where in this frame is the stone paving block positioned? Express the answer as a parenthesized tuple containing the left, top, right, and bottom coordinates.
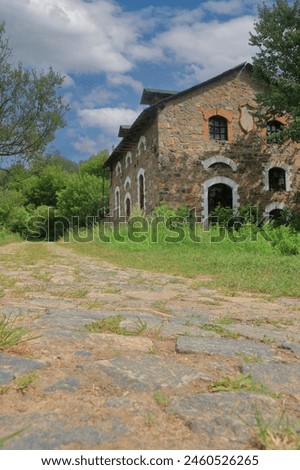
(97, 354, 212, 392)
(229, 324, 293, 343)
(166, 392, 277, 449)
(162, 319, 219, 338)
(0, 414, 129, 450)
(0, 370, 14, 385)
(241, 363, 300, 394)
(44, 377, 80, 393)
(176, 336, 276, 360)
(0, 352, 44, 385)
(280, 342, 300, 360)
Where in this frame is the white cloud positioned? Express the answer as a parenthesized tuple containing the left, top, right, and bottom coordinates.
(1, 0, 257, 83)
(62, 74, 76, 88)
(2, 0, 139, 73)
(72, 135, 102, 155)
(107, 74, 143, 93)
(77, 107, 141, 135)
(79, 87, 117, 109)
(152, 15, 256, 81)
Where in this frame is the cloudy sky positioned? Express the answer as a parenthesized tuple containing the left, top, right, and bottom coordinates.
(0, 0, 272, 162)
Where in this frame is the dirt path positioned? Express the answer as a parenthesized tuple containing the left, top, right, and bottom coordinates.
(0, 241, 299, 449)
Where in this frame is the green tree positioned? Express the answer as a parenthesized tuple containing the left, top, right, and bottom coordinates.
(21, 165, 68, 208)
(79, 151, 108, 177)
(57, 173, 105, 226)
(249, 0, 300, 141)
(0, 23, 68, 159)
(80, 151, 109, 212)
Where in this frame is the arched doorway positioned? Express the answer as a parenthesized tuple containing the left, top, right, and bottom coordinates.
(269, 209, 283, 222)
(208, 183, 233, 214)
(201, 177, 239, 222)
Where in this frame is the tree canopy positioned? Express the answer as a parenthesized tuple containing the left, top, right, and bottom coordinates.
(0, 23, 68, 159)
(249, 0, 300, 142)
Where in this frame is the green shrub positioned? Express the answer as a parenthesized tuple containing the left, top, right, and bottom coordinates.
(57, 173, 105, 226)
(267, 224, 299, 256)
(6, 206, 31, 237)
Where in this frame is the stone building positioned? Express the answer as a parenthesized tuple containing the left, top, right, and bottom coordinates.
(104, 63, 299, 222)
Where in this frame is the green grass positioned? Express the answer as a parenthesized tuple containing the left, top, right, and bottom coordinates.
(153, 391, 170, 408)
(0, 428, 28, 448)
(62, 223, 300, 298)
(201, 323, 240, 338)
(253, 412, 300, 450)
(15, 371, 38, 392)
(211, 373, 283, 398)
(0, 229, 21, 246)
(82, 315, 147, 336)
(0, 314, 38, 351)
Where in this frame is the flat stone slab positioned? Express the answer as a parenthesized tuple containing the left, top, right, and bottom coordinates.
(0, 370, 13, 386)
(176, 336, 275, 360)
(44, 377, 80, 393)
(97, 354, 211, 391)
(166, 392, 277, 449)
(241, 363, 300, 394)
(161, 317, 219, 338)
(0, 414, 129, 450)
(281, 343, 300, 360)
(0, 352, 44, 385)
(229, 324, 294, 343)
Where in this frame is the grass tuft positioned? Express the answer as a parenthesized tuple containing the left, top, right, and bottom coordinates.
(253, 411, 300, 450)
(82, 315, 148, 336)
(0, 314, 38, 351)
(211, 373, 272, 395)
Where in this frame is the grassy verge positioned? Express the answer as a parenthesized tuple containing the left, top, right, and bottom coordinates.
(0, 228, 21, 246)
(61, 223, 300, 298)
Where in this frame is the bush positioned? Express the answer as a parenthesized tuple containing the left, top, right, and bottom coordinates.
(57, 173, 105, 226)
(6, 206, 30, 237)
(267, 224, 299, 256)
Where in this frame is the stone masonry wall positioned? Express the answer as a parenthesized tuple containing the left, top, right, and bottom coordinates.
(109, 121, 160, 217)
(109, 67, 299, 220)
(155, 68, 299, 219)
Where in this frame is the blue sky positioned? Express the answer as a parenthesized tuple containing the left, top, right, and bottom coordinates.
(0, 0, 273, 163)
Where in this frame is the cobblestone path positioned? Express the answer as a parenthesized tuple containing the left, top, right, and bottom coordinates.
(0, 242, 299, 449)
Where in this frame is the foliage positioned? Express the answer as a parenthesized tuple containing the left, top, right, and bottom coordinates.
(0, 189, 25, 226)
(0, 23, 68, 159)
(254, 412, 300, 450)
(267, 224, 299, 255)
(0, 314, 37, 351)
(249, 0, 300, 141)
(21, 165, 69, 207)
(79, 151, 109, 178)
(6, 206, 30, 237)
(15, 371, 38, 392)
(82, 315, 147, 336)
(0, 149, 109, 238)
(57, 173, 106, 226)
(211, 373, 270, 394)
(153, 391, 169, 408)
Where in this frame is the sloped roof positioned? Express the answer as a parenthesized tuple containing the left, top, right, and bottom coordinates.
(104, 62, 252, 167)
(140, 88, 178, 105)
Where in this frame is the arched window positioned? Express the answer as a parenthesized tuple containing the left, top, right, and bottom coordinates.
(114, 187, 120, 219)
(137, 169, 145, 211)
(209, 116, 228, 141)
(267, 120, 284, 143)
(125, 194, 131, 220)
(268, 167, 286, 191)
(139, 174, 145, 210)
